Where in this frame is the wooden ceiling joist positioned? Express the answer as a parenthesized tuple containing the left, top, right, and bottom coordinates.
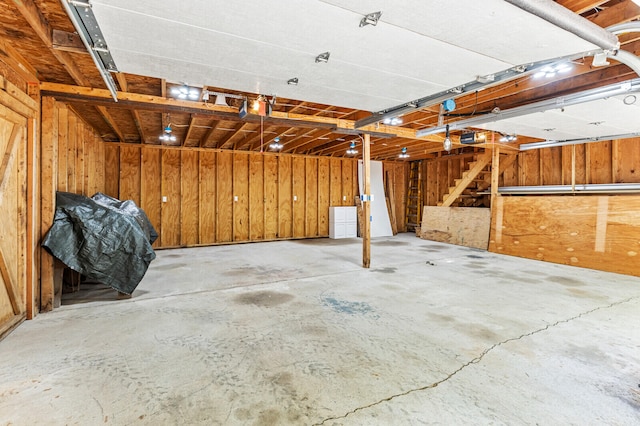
(11, 0, 90, 86)
(95, 105, 125, 142)
(200, 119, 221, 148)
(39, 83, 438, 145)
(182, 115, 196, 147)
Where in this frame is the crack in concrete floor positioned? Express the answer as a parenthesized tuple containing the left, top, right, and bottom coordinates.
(314, 295, 640, 425)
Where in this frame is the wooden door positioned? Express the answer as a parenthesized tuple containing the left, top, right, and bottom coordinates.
(0, 108, 27, 338)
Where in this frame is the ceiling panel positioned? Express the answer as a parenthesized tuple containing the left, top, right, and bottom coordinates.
(477, 94, 640, 141)
(91, 0, 599, 112)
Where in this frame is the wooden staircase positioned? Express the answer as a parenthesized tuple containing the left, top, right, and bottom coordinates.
(438, 150, 517, 207)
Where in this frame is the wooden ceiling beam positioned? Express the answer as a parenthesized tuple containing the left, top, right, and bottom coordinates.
(241, 125, 292, 151)
(132, 110, 148, 143)
(200, 119, 221, 147)
(11, 0, 90, 86)
(182, 115, 197, 147)
(95, 106, 126, 142)
(590, 0, 640, 28)
(113, 72, 147, 143)
(280, 129, 329, 153)
(556, 0, 609, 15)
(0, 37, 39, 83)
(284, 130, 335, 153)
(115, 73, 128, 92)
(39, 83, 436, 143)
(216, 123, 252, 149)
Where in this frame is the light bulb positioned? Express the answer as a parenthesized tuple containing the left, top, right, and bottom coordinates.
(443, 137, 452, 152)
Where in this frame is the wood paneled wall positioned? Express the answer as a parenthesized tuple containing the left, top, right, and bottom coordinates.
(103, 145, 369, 248)
(490, 195, 640, 277)
(422, 139, 640, 207)
(40, 97, 106, 311)
(502, 139, 640, 186)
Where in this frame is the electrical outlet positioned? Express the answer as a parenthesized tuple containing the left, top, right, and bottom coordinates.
(234, 196, 238, 202)
(343, 195, 346, 201)
(294, 195, 298, 201)
(162, 196, 167, 203)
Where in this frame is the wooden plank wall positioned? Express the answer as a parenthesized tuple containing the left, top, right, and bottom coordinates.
(382, 162, 409, 233)
(0, 83, 29, 335)
(482, 138, 640, 277)
(422, 139, 640, 207)
(489, 195, 640, 277)
(105, 145, 361, 248)
(40, 97, 106, 311)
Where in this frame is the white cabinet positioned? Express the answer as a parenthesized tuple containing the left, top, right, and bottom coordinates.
(329, 206, 357, 239)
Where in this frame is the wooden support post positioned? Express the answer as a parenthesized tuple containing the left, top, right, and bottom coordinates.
(26, 117, 38, 319)
(362, 134, 371, 268)
(40, 97, 57, 312)
(490, 144, 500, 210)
(571, 144, 576, 192)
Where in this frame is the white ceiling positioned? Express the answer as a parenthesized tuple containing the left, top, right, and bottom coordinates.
(91, 0, 598, 112)
(476, 93, 640, 141)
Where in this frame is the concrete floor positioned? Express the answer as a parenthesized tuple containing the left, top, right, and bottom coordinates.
(1, 233, 640, 425)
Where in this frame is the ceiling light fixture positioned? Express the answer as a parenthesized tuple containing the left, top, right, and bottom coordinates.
(269, 137, 283, 151)
(346, 141, 358, 155)
(443, 124, 452, 152)
(360, 11, 382, 27)
(214, 95, 228, 106)
(315, 51, 330, 63)
(159, 125, 176, 143)
(171, 84, 199, 100)
(398, 147, 410, 159)
(382, 117, 403, 126)
(533, 62, 573, 79)
(499, 133, 518, 142)
(287, 77, 299, 85)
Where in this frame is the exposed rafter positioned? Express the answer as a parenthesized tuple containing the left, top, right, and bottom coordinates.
(11, 0, 90, 86)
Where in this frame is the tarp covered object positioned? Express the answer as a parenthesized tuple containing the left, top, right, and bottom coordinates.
(42, 192, 157, 295)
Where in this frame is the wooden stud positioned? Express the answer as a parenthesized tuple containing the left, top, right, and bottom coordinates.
(161, 149, 181, 246)
(180, 151, 199, 245)
(39, 97, 57, 312)
(26, 116, 38, 319)
(141, 147, 162, 247)
(491, 146, 500, 211)
(362, 133, 371, 269)
(198, 151, 216, 244)
(233, 153, 250, 241)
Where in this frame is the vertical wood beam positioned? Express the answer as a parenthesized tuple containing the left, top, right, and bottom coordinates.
(491, 145, 500, 211)
(40, 97, 57, 312)
(571, 144, 576, 191)
(26, 117, 38, 319)
(611, 139, 619, 183)
(362, 134, 371, 268)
